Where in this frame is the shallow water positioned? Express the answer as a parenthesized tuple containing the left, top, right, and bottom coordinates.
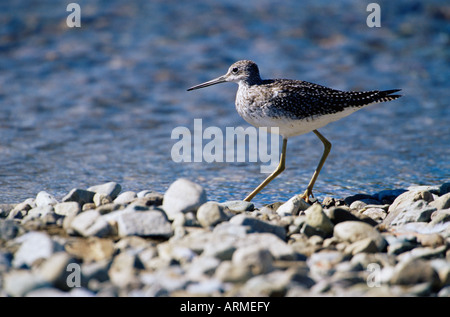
(0, 0, 449, 205)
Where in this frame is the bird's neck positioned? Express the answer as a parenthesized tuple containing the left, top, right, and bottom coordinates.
(239, 76, 263, 87)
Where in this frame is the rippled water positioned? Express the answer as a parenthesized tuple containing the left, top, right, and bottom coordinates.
(0, 0, 449, 205)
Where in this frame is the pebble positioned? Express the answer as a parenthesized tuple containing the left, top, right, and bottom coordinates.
(215, 261, 252, 283)
(3, 270, 50, 297)
(240, 269, 293, 296)
(93, 193, 112, 207)
(333, 221, 386, 251)
(325, 207, 360, 224)
(307, 250, 346, 277)
(196, 202, 229, 228)
(12, 232, 57, 268)
(276, 195, 310, 216)
(430, 192, 450, 210)
(440, 183, 450, 195)
(54, 202, 81, 217)
(344, 194, 376, 206)
(304, 203, 334, 237)
(229, 214, 286, 240)
(417, 233, 445, 248)
(87, 182, 122, 200)
(0, 219, 21, 240)
(231, 246, 274, 275)
(220, 200, 254, 213)
(116, 209, 173, 238)
(69, 209, 113, 238)
(22, 205, 54, 222)
(35, 191, 58, 207)
(390, 258, 440, 288)
(34, 252, 77, 290)
(361, 207, 386, 221)
(108, 251, 141, 288)
(63, 188, 96, 205)
(387, 203, 436, 227)
(162, 178, 207, 220)
(113, 191, 137, 205)
(65, 237, 115, 263)
(344, 237, 379, 255)
(1, 181, 450, 297)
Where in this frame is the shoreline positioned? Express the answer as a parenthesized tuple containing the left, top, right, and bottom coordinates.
(0, 179, 449, 297)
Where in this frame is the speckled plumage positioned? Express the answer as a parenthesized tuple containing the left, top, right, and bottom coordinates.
(188, 60, 401, 138)
(187, 60, 402, 202)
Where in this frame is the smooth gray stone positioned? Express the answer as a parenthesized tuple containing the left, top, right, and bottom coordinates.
(116, 209, 173, 238)
(87, 182, 122, 200)
(220, 200, 254, 213)
(229, 214, 286, 240)
(333, 221, 386, 251)
(162, 178, 207, 220)
(62, 188, 96, 205)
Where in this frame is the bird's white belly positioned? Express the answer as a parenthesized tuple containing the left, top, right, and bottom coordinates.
(240, 106, 363, 138)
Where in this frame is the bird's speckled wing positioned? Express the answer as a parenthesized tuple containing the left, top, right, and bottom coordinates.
(261, 79, 401, 120)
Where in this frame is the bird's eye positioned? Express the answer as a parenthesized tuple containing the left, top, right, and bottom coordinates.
(232, 67, 239, 73)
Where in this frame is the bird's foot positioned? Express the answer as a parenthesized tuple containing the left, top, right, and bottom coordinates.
(299, 188, 314, 204)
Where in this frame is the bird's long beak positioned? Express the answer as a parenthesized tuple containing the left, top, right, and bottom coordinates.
(187, 75, 227, 91)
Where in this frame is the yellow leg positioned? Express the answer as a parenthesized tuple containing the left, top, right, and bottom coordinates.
(244, 138, 287, 202)
(300, 129, 332, 202)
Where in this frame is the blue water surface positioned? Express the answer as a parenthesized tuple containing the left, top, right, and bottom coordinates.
(0, 0, 449, 205)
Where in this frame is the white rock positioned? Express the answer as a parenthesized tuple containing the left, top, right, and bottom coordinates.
(304, 203, 334, 236)
(13, 232, 56, 268)
(23, 205, 54, 221)
(137, 190, 153, 198)
(35, 191, 58, 207)
(3, 270, 49, 297)
(93, 193, 112, 207)
(70, 209, 112, 237)
(87, 182, 122, 200)
(108, 251, 140, 288)
(54, 202, 80, 217)
(196, 202, 229, 227)
(62, 188, 95, 205)
(232, 246, 273, 275)
(116, 210, 173, 238)
(276, 195, 310, 216)
(113, 191, 137, 205)
(333, 221, 386, 251)
(162, 178, 207, 220)
(34, 252, 76, 290)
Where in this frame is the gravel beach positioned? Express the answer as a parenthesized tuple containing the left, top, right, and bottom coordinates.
(1, 179, 449, 297)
